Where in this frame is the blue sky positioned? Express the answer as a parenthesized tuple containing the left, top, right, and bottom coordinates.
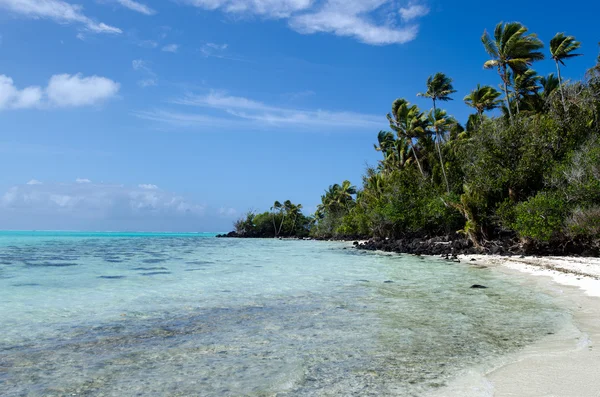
(0, 0, 599, 231)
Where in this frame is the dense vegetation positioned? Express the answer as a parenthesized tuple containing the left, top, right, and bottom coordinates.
(230, 22, 600, 254)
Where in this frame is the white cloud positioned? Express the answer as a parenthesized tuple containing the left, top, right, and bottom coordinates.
(139, 184, 159, 190)
(183, 0, 312, 18)
(46, 74, 120, 107)
(162, 44, 179, 53)
(136, 90, 383, 130)
(289, 0, 420, 45)
(0, 73, 120, 110)
(115, 0, 155, 15)
(76, 178, 91, 183)
(0, 0, 122, 34)
(27, 179, 42, 185)
(399, 3, 429, 21)
(0, 181, 208, 230)
(183, 0, 428, 45)
(0, 75, 43, 110)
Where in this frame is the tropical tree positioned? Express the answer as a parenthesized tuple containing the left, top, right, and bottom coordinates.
(387, 99, 428, 179)
(374, 131, 412, 171)
(482, 22, 544, 121)
(511, 68, 541, 113)
(550, 33, 582, 110)
(427, 108, 456, 191)
(270, 201, 283, 236)
(286, 201, 303, 236)
(338, 180, 357, 211)
(418, 73, 456, 192)
(540, 73, 560, 98)
(463, 84, 503, 125)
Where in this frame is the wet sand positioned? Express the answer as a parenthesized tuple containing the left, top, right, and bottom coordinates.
(432, 255, 600, 397)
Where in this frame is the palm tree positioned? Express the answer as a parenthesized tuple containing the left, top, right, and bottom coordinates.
(550, 33, 582, 110)
(510, 68, 541, 113)
(540, 73, 560, 99)
(338, 180, 357, 211)
(482, 22, 544, 121)
(463, 84, 503, 125)
(286, 202, 303, 236)
(387, 99, 428, 179)
(271, 201, 283, 237)
(374, 131, 412, 171)
(417, 73, 456, 192)
(427, 108, 456, 192)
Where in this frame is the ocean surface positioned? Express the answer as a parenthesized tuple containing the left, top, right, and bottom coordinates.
(0, 231, 569, 396)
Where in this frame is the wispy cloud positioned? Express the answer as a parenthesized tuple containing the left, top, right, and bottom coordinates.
(136, 39, 159, 48)
(132, 59, 158, 88)
(289, 1, 420, 45)
(199, 42, 250, 62)
(200, 42, 227, 57)
(0, 73, 120, 110)
(183, 0, 430, 45)
(399, 3, 429, 22)
(135, 90, 383, 131)
(162, 43, 179, 53)
(0, 0, 122, 34)
(115, 0, 155, 15)
(182, 0, 312, 18)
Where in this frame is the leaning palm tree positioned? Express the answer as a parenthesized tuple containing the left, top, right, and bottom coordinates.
(417, 73, 456, 192)
(463, 84, 503, 126)
(427, 108, 456, 192)
(387, 99, 428, 179)
(271, 201, 283, 237)
(338, 180, 357, 211)
(510, 68, 541, 113)
(550, 33, 582, 110)
(540, 73, 560, 99)
(482, 22, 544, 121)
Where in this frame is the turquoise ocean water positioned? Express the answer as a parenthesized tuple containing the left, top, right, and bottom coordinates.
(0, 232, 568, 396)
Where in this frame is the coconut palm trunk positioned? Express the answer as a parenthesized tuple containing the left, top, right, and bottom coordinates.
(555, 59, 567, 111)
(502, 64, 513, 121)
(409, 143, 425, 178)
(432, 100, 450, 193)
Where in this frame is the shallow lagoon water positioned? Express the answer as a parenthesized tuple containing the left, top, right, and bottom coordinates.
(0, 232, 569, 396)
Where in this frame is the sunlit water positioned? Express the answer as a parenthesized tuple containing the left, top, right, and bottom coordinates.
(0, 232, 568, 396)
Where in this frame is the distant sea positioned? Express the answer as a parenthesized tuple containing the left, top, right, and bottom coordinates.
(0, 231, 569, 396)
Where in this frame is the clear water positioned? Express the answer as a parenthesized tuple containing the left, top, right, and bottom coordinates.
(0, 232, 568, 396)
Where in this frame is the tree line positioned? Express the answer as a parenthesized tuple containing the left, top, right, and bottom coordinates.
(233, 22, 600, 252)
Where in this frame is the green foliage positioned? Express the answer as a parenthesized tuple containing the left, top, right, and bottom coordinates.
(234, 200, 311, 238)
(513, 193, 566, 242)
(567, 207, 600, 239)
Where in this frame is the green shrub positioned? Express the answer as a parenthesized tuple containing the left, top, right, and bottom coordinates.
(567, 207, 600, 239)
(513, 192, 567, 242)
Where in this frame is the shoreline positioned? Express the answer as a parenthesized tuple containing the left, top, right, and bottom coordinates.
(431, 254, 600, 396)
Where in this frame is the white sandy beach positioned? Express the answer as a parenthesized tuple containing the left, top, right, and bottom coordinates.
(432, 255, 600, 397)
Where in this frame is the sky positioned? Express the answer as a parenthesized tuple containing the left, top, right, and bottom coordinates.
(0, 0, 599, 232)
